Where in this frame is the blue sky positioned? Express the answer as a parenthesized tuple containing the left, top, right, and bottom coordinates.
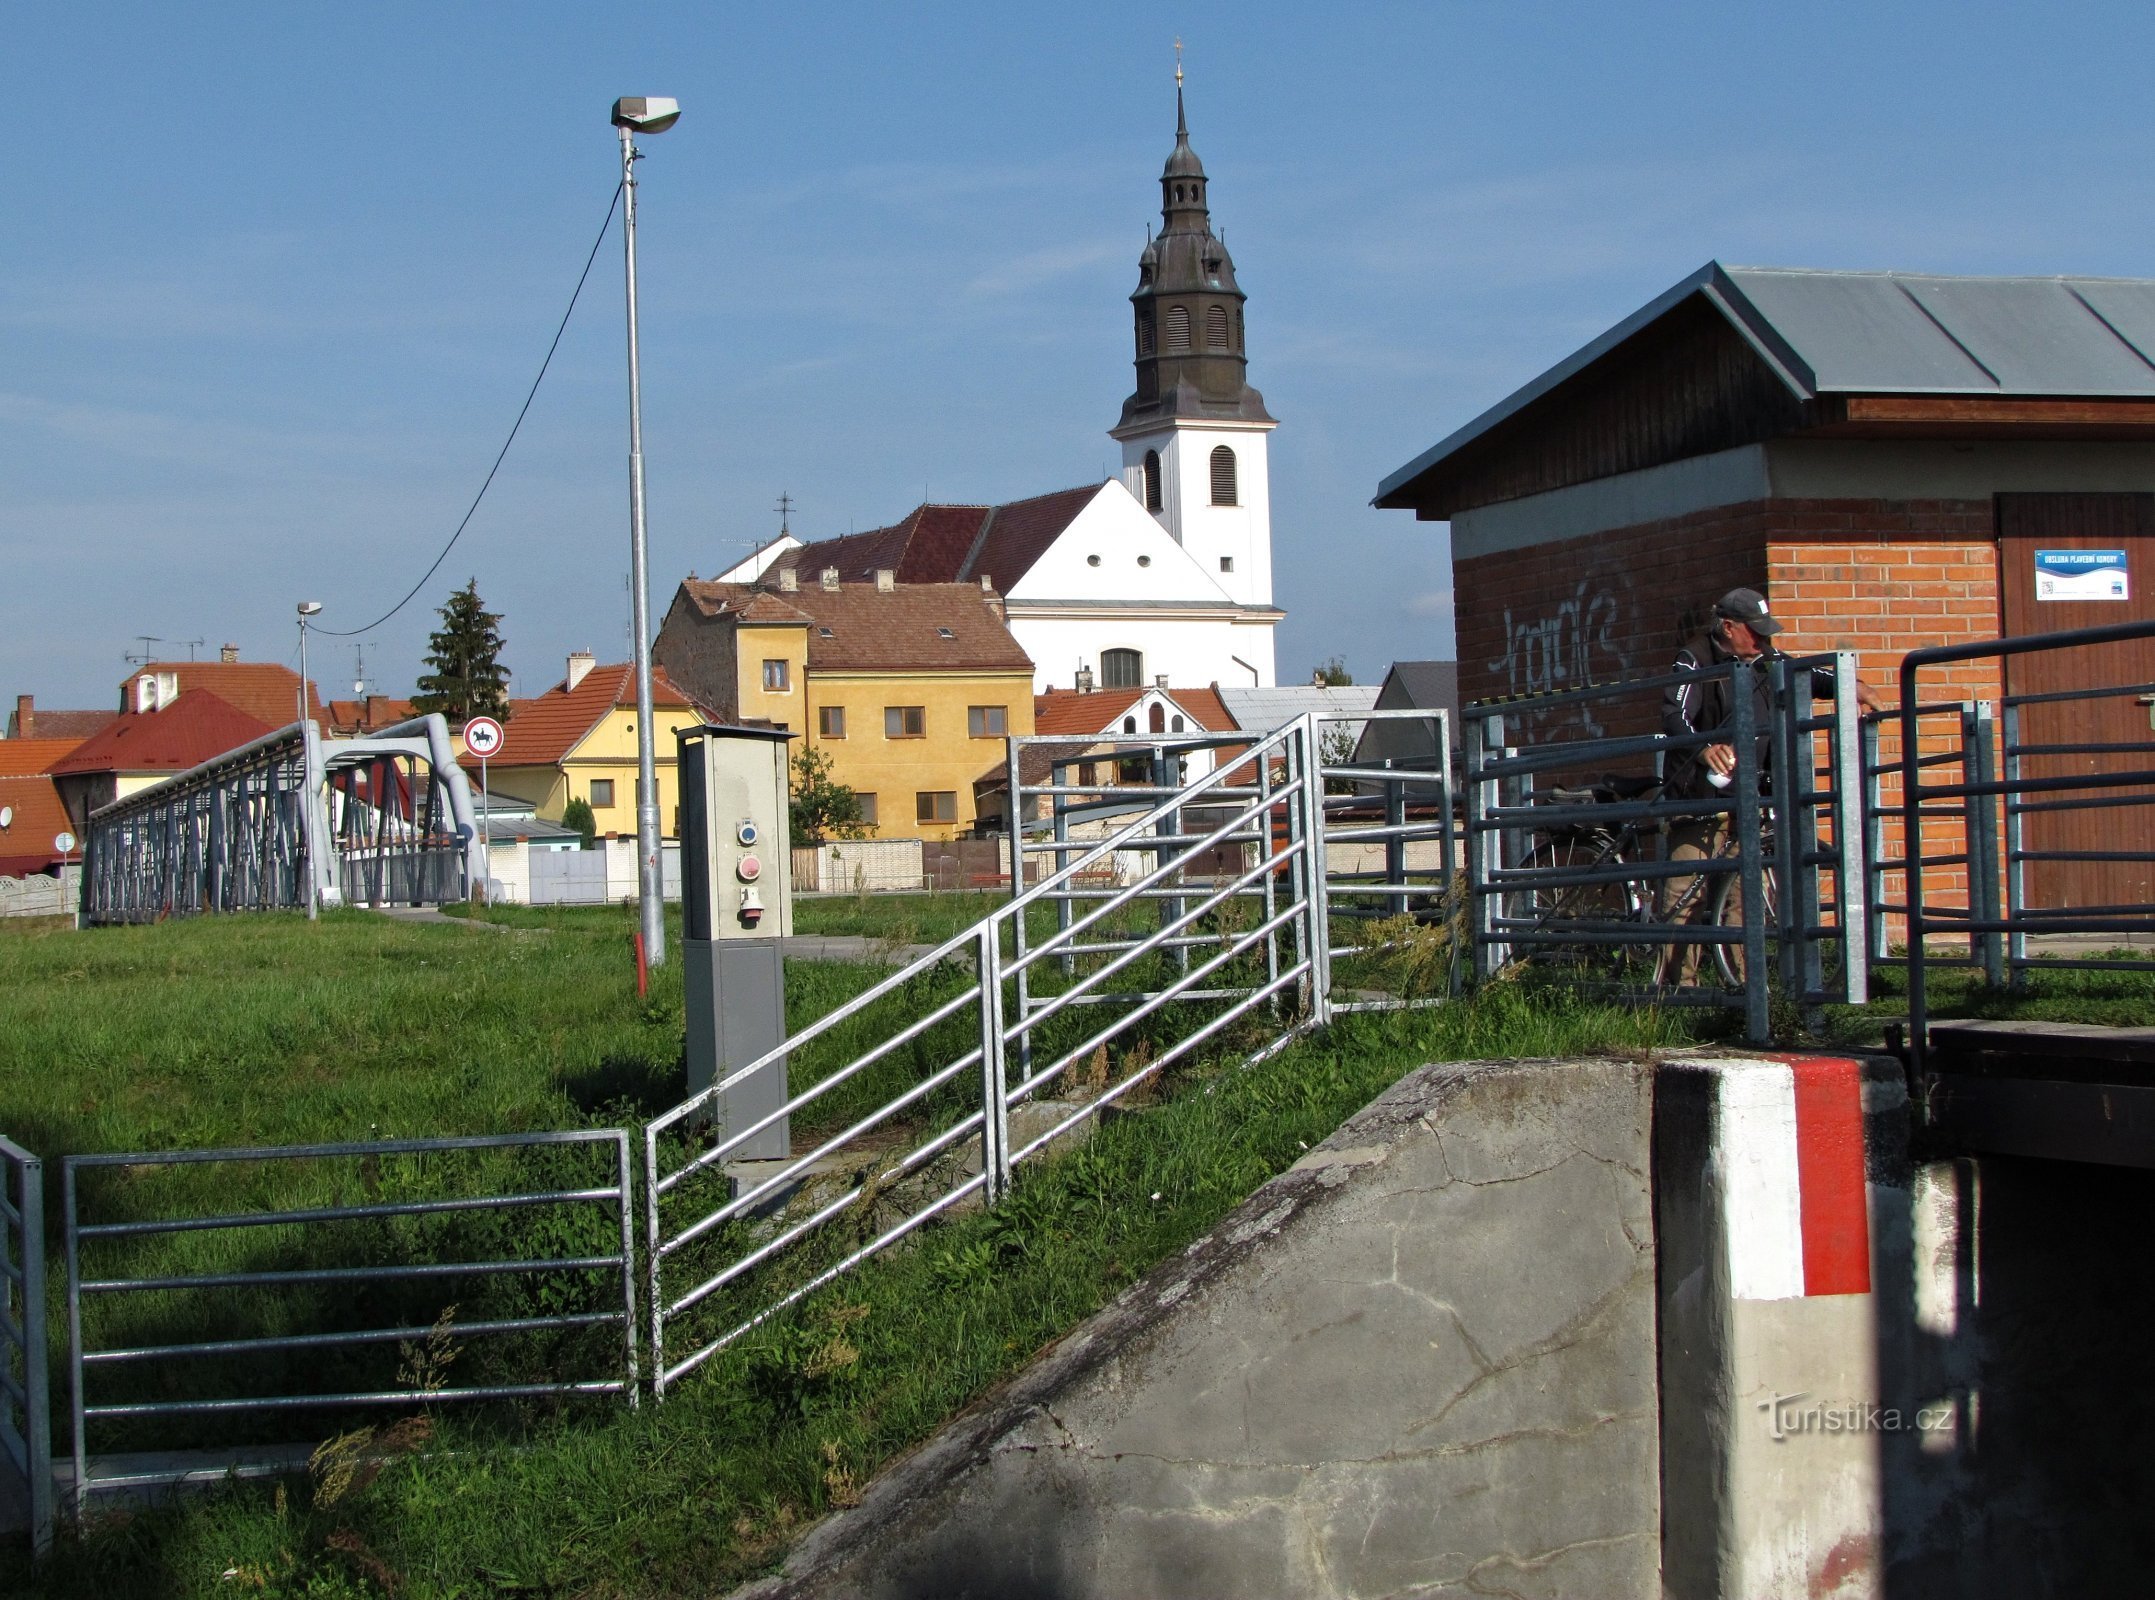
(8, 3, 2155, 708)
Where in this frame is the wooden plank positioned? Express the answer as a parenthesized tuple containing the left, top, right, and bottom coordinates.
(1927, 1074, 2155, 1167)
(1845, 396, 2155, 426)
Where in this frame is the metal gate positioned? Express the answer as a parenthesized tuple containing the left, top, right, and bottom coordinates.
(530, 851, 609, 905)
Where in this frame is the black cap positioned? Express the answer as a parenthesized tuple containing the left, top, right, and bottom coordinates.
(1714, 587, 1782, 637)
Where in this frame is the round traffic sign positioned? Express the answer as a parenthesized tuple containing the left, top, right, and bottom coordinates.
(54, 831, 76, 854)
(461, 716, 506, 760)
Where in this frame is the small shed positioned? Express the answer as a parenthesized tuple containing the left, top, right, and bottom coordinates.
(1377, 263, 2155, 907)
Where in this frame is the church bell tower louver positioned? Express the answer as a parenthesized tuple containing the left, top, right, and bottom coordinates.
(1113, 63, 1276, 616)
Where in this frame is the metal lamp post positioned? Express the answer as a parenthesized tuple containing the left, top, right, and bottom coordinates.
(296, 601, 323, 920)
(613, 95, 680, 968)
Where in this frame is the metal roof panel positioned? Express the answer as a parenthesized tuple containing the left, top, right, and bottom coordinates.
(1719, 268, 1998, 393)
(1902, 276, 2155, 394)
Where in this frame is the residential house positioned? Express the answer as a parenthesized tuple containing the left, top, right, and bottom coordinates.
(0, 737, 92, 878)
(325, 695, 419, 737)
(468, 654, 708, 838)
(980, 682, 1239, 829)
(655, 573, 1035, 841)
(48, 690, 276, 831)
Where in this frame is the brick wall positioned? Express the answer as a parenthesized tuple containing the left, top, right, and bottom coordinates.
(1457, 494, 2011, 939)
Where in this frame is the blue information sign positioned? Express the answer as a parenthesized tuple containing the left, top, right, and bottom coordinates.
(2034, 549, 2130, 602)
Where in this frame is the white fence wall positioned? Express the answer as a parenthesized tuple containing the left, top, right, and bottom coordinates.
(794, 838, 928, 894)
(0, 868, 79, 919)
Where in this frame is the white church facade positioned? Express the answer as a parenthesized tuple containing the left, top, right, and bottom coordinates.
(709, 82, 1282, 693)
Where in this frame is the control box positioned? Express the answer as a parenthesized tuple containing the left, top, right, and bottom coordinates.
(677, 724, 794, 1158)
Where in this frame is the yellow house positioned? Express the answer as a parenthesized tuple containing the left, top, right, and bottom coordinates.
(654, 573, 1035, 840)
(472, 656, 710, 837)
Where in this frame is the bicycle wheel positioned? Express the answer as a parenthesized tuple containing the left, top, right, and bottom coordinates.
(1517, 837, 1647, 977)
(1710, 864, 1780, 989)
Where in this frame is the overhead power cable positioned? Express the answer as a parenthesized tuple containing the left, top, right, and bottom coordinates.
(317, 181, 624, 638)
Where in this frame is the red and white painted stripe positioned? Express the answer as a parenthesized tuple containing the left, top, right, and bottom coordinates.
(1680, 1054, 1872, 1300)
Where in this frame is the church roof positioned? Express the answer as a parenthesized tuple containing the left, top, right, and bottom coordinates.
(677, 580, 1034, 673)
(767, 485, 1105, 593)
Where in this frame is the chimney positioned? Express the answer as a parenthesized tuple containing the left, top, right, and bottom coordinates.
(778, 567, 798, 594)
(566, 650, 596, 691)
(820, 567, 840, 592)
(12, 695, 30, 738)
(1075, 665, 1095, 695)
(1155, 674, 1169, 689)
(219, 643, 240, 664)
(874, 568, 895, 593)
(978, 574, 994, 592)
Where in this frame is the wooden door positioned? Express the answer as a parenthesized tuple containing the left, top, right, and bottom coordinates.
(1996, 493, 2155, 910)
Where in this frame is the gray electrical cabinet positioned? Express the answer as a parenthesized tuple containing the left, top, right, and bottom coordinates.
(677, 724, 793, 1159)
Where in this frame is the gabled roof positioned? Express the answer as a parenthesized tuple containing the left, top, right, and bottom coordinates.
(1377, 262, 2155, 512)
(0, 775, 75, 875)
(677, 581, 1033, 674)
(119, 660, 324, 726)
(771, 485, 1105, 593)
(1215, 683, 1380, 736)
(0, 738, 90, 777)
(1032, 685, 1235, 738)
(325, 696, 418, 736)
(482, 663, 701, 769)
(49, 690, 275, 777)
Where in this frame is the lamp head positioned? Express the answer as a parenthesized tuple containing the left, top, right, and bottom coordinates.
(611, 97, 681, 134)
(297, 601, 323, 617)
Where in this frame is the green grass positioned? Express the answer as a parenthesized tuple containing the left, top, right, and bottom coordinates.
(12, 905, 2155, 1596)
(446, 889, 1020, 949)
(7, 979, 1694, 1599)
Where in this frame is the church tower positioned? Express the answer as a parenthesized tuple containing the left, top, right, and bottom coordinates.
(1113, 69, 1277, 615)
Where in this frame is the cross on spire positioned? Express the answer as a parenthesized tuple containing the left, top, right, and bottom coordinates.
(774, 491, 794, 537)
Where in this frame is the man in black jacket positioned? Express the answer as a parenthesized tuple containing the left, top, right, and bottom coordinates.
(1658, 587, 1878, 979)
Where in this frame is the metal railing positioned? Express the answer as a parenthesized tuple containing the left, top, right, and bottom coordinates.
(63, 1130, 636, 1511)
(1460, 655, 1868, 1042)
(1, 1137, 50, 1557)
(644, 716, 1329, 1396)
(1900, 619, 2155, 1067)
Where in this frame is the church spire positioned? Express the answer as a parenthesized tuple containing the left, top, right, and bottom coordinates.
(1117, 57, 1272, 432)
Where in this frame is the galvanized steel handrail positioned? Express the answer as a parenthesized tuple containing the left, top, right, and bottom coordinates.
(644, 717, 1328, 1394)
(1, 1136, 51, 1557)
(63, 1128, 637, 1512)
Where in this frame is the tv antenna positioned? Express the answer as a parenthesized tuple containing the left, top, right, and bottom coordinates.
(352, 642, 371, 696)
(125, 635, 165, 666)
(775, 491, 794, 537)
(180, 638, 205, 661)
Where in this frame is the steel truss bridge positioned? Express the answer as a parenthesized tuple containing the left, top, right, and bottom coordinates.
(80, 715, 487, 925)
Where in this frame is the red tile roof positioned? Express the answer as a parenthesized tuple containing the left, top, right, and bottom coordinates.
(478, 663, 701, 769)
(768, 484, 1103, 592)
(678, 582, 1033, 673)
(122, 661, 324, 727)
(0, 738, 89, 777)
(0, 775, 75, 876)
(325, 696, 418, 736)
(14, 708, 116, 742)
(1032, 685, 1236, 737)
(48, 690, 275, 778)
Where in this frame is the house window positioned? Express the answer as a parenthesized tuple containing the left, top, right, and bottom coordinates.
(968, 705, 1007, 738)
(762, 659, 790, 692)
(1101, 649, 1143, 689)
(818, 705, 846, 739)
(1149, 704, 1166, 733)
(916, 790, 958, 824)
(856, 792, 879, 826)
(1165, 305, 1191, 353)
(1142, 450, 1162, 513)
(1210, 446, 1237, 506)
(885, 705, 925, 739)
(1136, 306, 1155, 356)
(1220, 556, 1234, 573)
(1206, 304, 1229, 349)
(1171, 716, 1185, 732)
(590, 779, 615, 808)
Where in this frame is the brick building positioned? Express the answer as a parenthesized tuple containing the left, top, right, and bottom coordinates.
(1378, 263, 2155, 909)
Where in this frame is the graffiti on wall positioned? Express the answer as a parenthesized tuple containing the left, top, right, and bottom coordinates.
(1484, 574, 1639, 735)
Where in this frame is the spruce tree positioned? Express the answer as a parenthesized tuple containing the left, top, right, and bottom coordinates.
(412, 579, 511, 725)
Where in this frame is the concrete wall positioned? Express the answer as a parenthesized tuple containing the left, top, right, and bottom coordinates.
(737, 1057, 1663, 1600)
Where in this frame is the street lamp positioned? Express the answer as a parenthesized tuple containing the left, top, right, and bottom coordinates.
(612, 95, 678, 968)
(296, 602, 322, 730)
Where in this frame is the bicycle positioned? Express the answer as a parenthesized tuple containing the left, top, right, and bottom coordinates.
(1509, 775, 1778, 992)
